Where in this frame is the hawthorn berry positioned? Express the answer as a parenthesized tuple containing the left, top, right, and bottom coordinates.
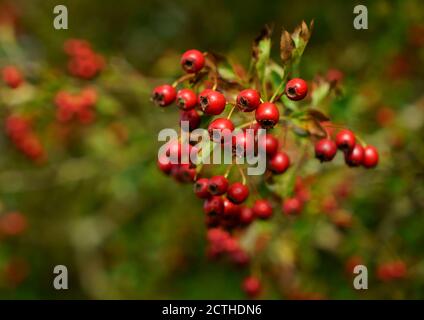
(208, 175, 229, 195)
(176, 89, 197, 110)
(181, 49, 205, 73)
(255, 102, 279, 129)
(174, 164, 196, 183)
(344, 144, 364, 167)
(152, 84, 176, 107)
(315, 139, 337, 162)
(227, 182, 249, 204)
(335, 129, 356, 152)
(236, 89, 261, 112)
(285, 78, 308, 101)
(180, 109, 201, 131)
(239, 207, 255, 225)
(194, 178, 211, 199)
(258, 134, 279, 156)
(268, 151, 290, 174)
(208, 118, 234, 143)
(203, 196, 224, 217)
(2, 66, 23, 89)
(157, 154, 173, 175)
(232, 130, 255, 157)
(362, 145, 379, 168)
(242, 276, 262, 298)
(199, 89, 226, 115)
(252, 199, 273, 219)
(223, 198, 242, 217)
(282, 197, 303, 216)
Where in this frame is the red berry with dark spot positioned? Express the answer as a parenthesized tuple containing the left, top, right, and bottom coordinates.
(344, 144, 364, 167)
(199, 89, 226, 115)
(236, 89, 261, 112)
(282, 197, 303, 215)
(176, 89, 197, 110)
(239, 207, 255, 225)
(223, 198, 242, 217)
(315, 139, 337, 162)
(181, 49, 205, 73)
(242, 276, 262, 298)
(157, 154, 173, 175)
(258, 134, 279, 156)
(362, 145, 379, 168)
(268, 151, 290, 174)
(335, 129, 356, 152)
(255, 102, 279, 129)
(180, 109, 201, 131)
(208, 175, 228, 195)
(152, 84, 176, 107)
(194, 178, 211, 199)
(232, 130, 256, 157)
(285, 78, 308, 101)
(252, 199, 273, 219)
(227, 182, 249, 204)
(208, 118, 234, 143)
(203, 196, 224, 217)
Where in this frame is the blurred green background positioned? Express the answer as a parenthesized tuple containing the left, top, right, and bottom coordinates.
(0, 0, 423, 299)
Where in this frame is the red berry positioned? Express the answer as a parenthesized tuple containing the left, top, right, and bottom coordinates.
(157, 154, 173, 175)
(236, 89, 261, 112)
(176, 89, 197, 110)
(180, 109, 201, 131)
(242, 276, 261, 298)
(255, 102, 279, 129)
(199, 89, 226, 115)
(165, 140, 182, 163)
(2, 66, 23, 89)
(239, 207, 255, 225)
(223, 198, 242, 217)
(335, 129, 356, 151)
(282, 197, 303, 215)
(285, 78, 308, 101)
(194, 178, 211, 199)
(344, 144, 364, 167)
(152, 84, 176, 107)
(208, 175, 229, 195)
(181, 49, 205, 73)
(362, 145, 379, 168)
(208, 118, 234, 143)
(227, 182, 249, 204)
(232, 130, 255, 157)
(268, 151, 290, 174)
(258, 134, 279, 156)
(203, 196, 224, 217)
(315, 139, 337, 162)
(252, 199, 273, 219)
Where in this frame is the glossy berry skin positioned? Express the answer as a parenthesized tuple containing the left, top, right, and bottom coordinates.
(203, 196, 224, 216)
(315, 139, 337, 162)
(180, 109, 201, 131)
(252, 199, 273, 219)
(223, 198, 242, 217)
(194, 178, 211, 199)
(232, 130, 255, 157)
(285, 78, 308, 101)
(157, 154, 173, 175)
(335, 130, 356, 152)
(2, 66, 23, 89)
(242, 276, 262, 298)
(268, 151, 290, 174)
(227, 182, 249, 204)
(208, 118, 234, 143)
(282, 197, 303, 215)
(239, 207, 255, 225)
(236, 89, 261, 112)
(362, 145, 379, 168)
(181, 49, 205, 73)
(152, 84, 176, 107)
(344, 144, 364, 167)
(208, 175, 229, 195)
(199, 89, 226, 115)
(255, 102, 279, 129)
(258, 134, 279, 157)
(176, 89, 197, 110)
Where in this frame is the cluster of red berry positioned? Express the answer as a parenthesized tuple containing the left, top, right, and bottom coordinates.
(64, 39, 105, 80)
(5, 115, 45, 162)
(54, 87, 98, 124)
(376, 260, 407, 282)
(1, 65, 23, 89)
